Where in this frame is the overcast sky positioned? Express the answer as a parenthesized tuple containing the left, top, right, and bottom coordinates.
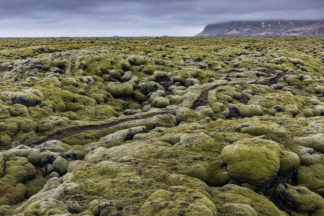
(0, 0, 323, 37)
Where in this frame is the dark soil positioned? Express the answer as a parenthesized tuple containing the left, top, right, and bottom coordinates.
(32, 112, 168, 145)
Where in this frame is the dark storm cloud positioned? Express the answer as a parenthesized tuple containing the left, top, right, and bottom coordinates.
(0, 0, 323, 36)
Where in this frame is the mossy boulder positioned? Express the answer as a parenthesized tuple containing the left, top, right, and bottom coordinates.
(52, 156, 69, 175)
(151, 96, 170, 108)
(140, 187, 217, 216)
(137, 81, 164, 95)
(298, 164, 324, 196)
(0, 155, 37, 205)
(0, 105, 10, 118)
(279, 150, 300, 174)
(0, 133, 12, 148)
(3, 88, 44, 107)
(100, 126, 148, 148)
(211, 184, 287, 216)
(204, 160, 231, 186)
(8, 104, 29, 117)
(127, 55, 147, 66)
(175, 107, 199, 122)
(0, 120, 19, 137)
(35, 140, 70, 153)
(237, 121, 289, 142)
(121, 71, 132, 81)
(107, 82, 134, 97)
(149, 71, 171, 82)
(275, 184, 324, 215)
(77, 76, 94, 84)
(185, 78, 201, 87)
(221, 138, 281, 185)
(236, 104, 264, 117)
(295, 146, 321, 165)
(296, 133, 324, 153)
(37, 116, 70, 132)
(217, 203, 258, 216)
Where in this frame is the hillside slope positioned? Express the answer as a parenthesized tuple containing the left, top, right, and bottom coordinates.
(197, 20, 324, 36)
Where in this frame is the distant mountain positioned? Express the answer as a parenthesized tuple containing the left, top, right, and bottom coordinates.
(197, 20, 324, 36)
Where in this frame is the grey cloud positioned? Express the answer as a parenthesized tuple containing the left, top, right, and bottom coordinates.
(0, 0, 323, 36)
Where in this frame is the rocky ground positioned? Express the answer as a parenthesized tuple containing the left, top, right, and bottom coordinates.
(0, 37, 324, 215)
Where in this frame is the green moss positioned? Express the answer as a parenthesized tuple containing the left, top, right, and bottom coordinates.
(279, 150, 300, 174)
(275, 184, 324, 215)
(25, 171, 48, 198)
(51, 59, 67, 72)
(211, 184, 287, 216)
(37, 116, 70, 133)
(238, 121, 290, 143)
(151, 96, 170, 108)
(296, 133, 324, 153)
(107, 82, 134, 97)
(0, 37, 324, 215)
(0, 121, 19, 137)
(298, 164, 324, 196)
(127, 55, 147, 66)
(221, 138, 281, 185)
(76, 105, 117, 121)
(0, 133, 11, 148)
(205, 160, 231, 186)
(218, 203, 258, 216)
(237, 104, 265, 117)
(0, 156, 37, 205)
(8, 104, 29, 117)
(140, 187, 217, 216)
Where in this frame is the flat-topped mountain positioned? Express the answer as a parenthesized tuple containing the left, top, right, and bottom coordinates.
(197, 20, 324, 36)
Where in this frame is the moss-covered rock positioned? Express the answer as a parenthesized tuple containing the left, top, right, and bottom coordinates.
(127, 55, 147, 66)
(3, 88, 44, 107)
(35, 140, 70, 153)
(149, 71, 171, 82)
(221, 138, 281, 185)
(100, 126, 148, 148)
(8, 104, 29, 117)
(275, 184, 324, 215)
(237, 121, 289, 143)
(107, 82, 134, 97)
(217, 203, 258, 216)
(140, 187, 217, 216)
(296, 133, 324, 153)
(151, 96, 170, 108)
(279, 150, 300, 174)
(211, 184, 287, 216)
(298, 164, 324, 196)
(295, 146, 321, 165)
(0, 133, 12, 148)
(37, 116, 70, 132)
(236, 104, 265, 117)
(0, 155, 37, 205)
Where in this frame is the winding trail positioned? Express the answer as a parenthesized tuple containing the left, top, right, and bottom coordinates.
(17, 70, 296, 146)
(191, 71, 295, 110)
(191, 84, 227, 109)
(32, 111, 168, 145)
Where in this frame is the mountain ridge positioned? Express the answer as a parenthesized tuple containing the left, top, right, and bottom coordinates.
(197, 20, 324, 36)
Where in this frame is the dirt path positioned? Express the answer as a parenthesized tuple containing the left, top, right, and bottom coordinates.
(191, 71, 294, 110)
(191, 84, 227, 109)
(32, 112, 168, 145)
